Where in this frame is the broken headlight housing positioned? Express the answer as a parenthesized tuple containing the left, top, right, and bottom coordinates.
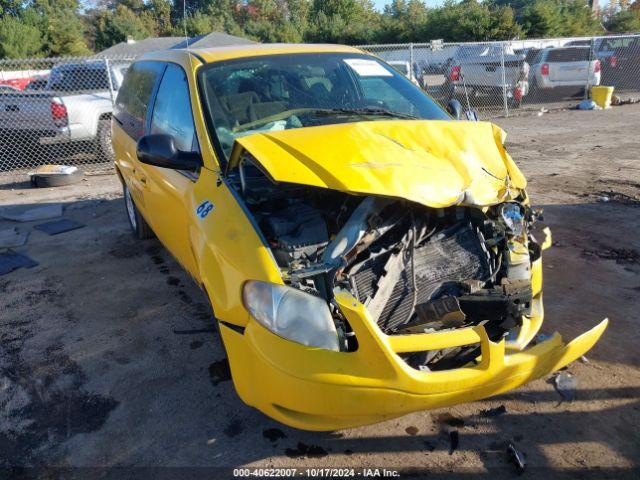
(242, 280, 340, 351)
(498, 202, 525, 236)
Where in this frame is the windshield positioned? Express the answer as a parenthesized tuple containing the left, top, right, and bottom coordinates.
(198, 53, 449, 161)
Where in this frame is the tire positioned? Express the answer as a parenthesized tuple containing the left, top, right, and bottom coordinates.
(529, 78, 541, 101)
(123, 183, 154, 239)
(96, 118, 114, 162)
(31, 170, 84, 187)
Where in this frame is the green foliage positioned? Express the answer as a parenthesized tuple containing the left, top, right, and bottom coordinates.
(423, 0, 521, 42)
(607, 8, 640, 32)
(94, 5, 152, 52)
(0, 0, 633, 59)
(0, 14, 42, 58)
(520, 0, 602, 38)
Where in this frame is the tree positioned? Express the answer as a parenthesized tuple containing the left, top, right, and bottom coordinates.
(561, 0, 603, 36)
(29, 0, 90, 56)
(378, 0, 429, 42)
(488, 5, 523, 39)
(0, 14, 43, 58)
(519, 0, 565, 38)
(0, 0, 24, 17)
(94, 4, 151, 51)
(306, 0, 380, 43)
(607, 8, 640, 31)
(145, 0, 173, 36)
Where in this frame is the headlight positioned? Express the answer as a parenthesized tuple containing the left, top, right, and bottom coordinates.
(499, 202, 525, 236)
(242, 281, 340, 351)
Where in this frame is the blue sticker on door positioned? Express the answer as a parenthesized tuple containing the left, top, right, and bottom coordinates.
(196, 200, 214, 219)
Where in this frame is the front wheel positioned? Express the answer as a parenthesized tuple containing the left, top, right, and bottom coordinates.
(123, 183, 154, 239)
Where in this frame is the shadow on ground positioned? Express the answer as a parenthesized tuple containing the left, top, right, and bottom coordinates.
(0, 194, 638, 477)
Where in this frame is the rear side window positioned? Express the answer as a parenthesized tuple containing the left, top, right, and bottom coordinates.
(150, 63, 197, 153)
(115, 61, 165, 140)
(547, 48, 591, 62)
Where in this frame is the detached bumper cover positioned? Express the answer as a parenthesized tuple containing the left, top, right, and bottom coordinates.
(220, 231, 608, 431)
(221, 300, 606, 430)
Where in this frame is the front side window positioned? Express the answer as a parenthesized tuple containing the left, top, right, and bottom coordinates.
(151, 63, 197, 153)
(198, 53, 449, 162)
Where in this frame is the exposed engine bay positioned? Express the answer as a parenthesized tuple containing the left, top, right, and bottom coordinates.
(231, 156, 541, 371)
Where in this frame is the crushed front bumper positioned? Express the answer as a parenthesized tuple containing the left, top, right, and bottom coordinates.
(220, 230, 608, 431)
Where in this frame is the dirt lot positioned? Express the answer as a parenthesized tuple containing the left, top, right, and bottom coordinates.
(1, 104, 639, 478)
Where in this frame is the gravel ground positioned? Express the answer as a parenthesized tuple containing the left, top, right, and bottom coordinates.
(1, 104, 639, 479)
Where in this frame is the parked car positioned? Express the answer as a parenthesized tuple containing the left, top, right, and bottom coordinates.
(600, 37, 640, 89)
(113, 44, 606, 431)
(24, 76, 49, 91)
(0, 77, 35, 90)
(527, 46, 600, 95)
(444, 44, 530, 107)
(0, 61, 129, 159)
(387, 60, 421, 87)
(0, 85, 20, 93)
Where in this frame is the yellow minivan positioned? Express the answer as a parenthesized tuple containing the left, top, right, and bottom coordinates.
(112, 44, 607, 431)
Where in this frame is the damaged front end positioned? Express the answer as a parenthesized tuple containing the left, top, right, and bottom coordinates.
(236, 159, 543, 363)
(220, 121, 607, 430)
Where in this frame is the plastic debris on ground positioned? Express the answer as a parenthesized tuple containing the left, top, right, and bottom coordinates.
(0, 250, 38, 275)
(0, 204, 63, 222)
(34, 218, 84, 236)
(480, 405, 507, 418)
(554, 372, 578, 402)
(577, 100, 601, 111)
(507, 443, 527, 473)
(0, 227, 29, 249)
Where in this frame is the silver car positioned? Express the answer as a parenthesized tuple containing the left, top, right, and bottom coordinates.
(528, 47, 601, 93)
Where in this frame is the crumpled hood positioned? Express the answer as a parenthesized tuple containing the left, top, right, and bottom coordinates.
(230, 120, 526, 208)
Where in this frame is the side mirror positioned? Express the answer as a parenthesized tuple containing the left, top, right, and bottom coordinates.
(446, 99, 462, 120)
(136, 134, 201, 171)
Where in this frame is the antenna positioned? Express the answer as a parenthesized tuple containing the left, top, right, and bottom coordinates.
(183, 0, 196, 72)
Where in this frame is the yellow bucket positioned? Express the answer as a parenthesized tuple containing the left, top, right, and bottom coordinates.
(591, 86, 614, 109)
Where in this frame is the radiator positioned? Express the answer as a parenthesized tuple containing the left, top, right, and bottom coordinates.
(349, 222, 491, 332)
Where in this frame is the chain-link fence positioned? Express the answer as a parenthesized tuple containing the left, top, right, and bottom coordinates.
(0, 55, 134, 176)
(1, 35, 639, 176)
(361, 33, 640, 118)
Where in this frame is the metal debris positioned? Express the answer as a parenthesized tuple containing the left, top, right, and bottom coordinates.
(554, 372, 578, 402)
(507, 443, 527, 473)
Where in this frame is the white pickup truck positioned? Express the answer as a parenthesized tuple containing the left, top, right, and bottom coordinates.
(0, 61, 129, 160)
(443, 44, 529, 107)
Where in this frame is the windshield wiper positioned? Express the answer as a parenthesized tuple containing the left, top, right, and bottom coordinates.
(313, 108, 418, 120)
